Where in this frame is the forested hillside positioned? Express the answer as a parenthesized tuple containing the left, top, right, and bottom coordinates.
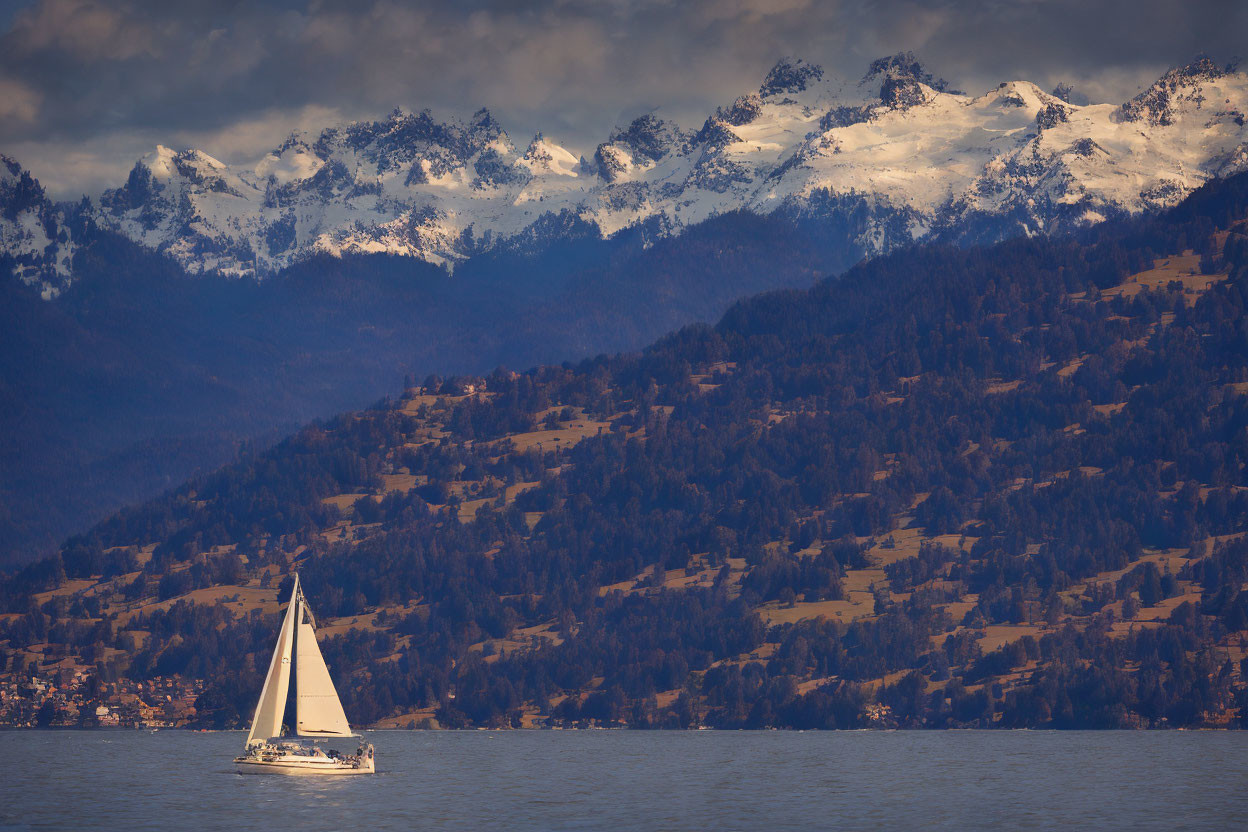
(4, 173, 1248, 730)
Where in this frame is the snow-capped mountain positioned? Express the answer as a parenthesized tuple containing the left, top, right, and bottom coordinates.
(0, 155, 81, 298)
(7, 54, 1248, 294)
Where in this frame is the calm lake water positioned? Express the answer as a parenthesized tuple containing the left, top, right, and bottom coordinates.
(1, 730, 1245, 831)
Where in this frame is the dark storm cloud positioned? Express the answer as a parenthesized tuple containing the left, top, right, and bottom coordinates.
(0, 0, 1242, 196)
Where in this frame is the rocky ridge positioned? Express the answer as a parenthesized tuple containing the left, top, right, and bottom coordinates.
(5, 54, 1248, 295)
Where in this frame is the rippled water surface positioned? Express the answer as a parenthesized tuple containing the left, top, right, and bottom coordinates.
(1, 730, 1245, 831)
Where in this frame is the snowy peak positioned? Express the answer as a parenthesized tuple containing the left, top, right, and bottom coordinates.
(608, 114, 687, 163)
(326, 109, 468, 175)
(308, 106, 517, 184)
(718, 93, 764, 127)
(107, 145, 249, 207)
(467, 107, 511, 152)
(1119, 57, 1242, 127)
(97, 146, 263, 277)
(0, 155, 78, 298)
(8, 54, 1248, 293)
(154, 146, 241, 195)
(521, 134, 580, 177)
(255, 136, 324, 185)
(863, 52, 955, 92)
(1, 154, 47, 215)
(760, 57, 825, 98)
(859, 52, 960, 112)
(591, 114, 689, 183)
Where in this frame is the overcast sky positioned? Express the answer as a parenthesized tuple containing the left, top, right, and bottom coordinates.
(0, 0, 1242, 198)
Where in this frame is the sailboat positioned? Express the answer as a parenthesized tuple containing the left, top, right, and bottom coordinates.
(234, 573, 376, 775)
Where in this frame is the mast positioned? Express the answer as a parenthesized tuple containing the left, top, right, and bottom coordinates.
(289, 583, 300, 737)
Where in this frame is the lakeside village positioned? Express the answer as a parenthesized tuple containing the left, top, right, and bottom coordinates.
(0, 666, 896, 731)
(0, 668, 203, 729)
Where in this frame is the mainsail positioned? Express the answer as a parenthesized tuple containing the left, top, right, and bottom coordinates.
(244, 574, 299, 746)
(295, 600, 353, 737)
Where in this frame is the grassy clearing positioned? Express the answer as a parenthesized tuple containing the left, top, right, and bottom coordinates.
(321, 493, 369, 512)
(381, 473, 419, 492)
(490, 418, 612, 453)
(456, 480, 540, 523)
(976, 624, 1047, 653)
(31, 579, 96, 606)
(758, 597, 875, 626)
(373, 708, 439, 729)
(318, 602, 423, 638)
(986, 379, 1022, 394)
(116, 585, 281, 626)
(1102, 252, 1228, 304)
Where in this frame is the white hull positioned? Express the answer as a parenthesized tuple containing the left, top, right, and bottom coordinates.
(235, 755, 375, 776)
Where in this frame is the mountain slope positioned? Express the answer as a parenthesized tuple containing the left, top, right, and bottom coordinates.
(4, 172, 1247, 731)
(0, 206, 852, 566)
